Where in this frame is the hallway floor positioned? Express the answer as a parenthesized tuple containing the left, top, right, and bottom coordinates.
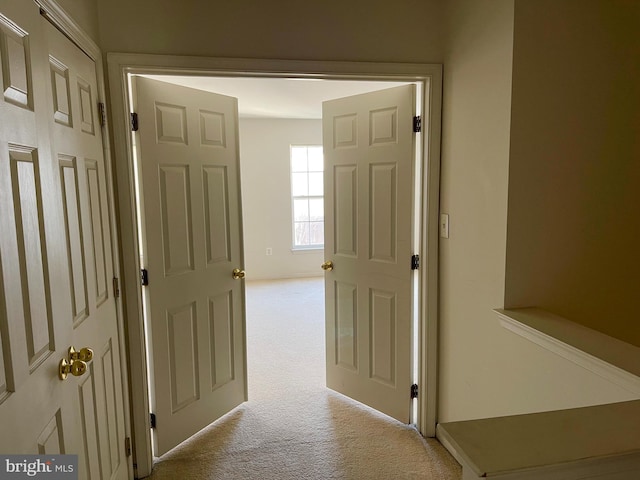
(149, 277, 461, 479)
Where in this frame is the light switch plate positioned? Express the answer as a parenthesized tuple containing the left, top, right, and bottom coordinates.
(440, 214, 449, 239)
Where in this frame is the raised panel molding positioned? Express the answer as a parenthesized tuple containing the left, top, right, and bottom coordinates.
(334, 165, 357, 257)
(159, 165, 195, 275)
(333, 113, 358, 149)
(155, 102, 187, 145)
(77, 77, 94, 135)
(369, 288, 396, 387)
(199, 110, 226, 147)
(59, 156, 89, 326)
(335, 281, 357, 371)
(49, 55, 72, 126)
(203, 166, 231, 265)
(85, 160, 108, 306)
(9, 146, 54, 371)
(208, 292, 234, 390)
(37, 410, 65, 454)
(167, 302, 200, 413)
(369, 163, 397, 263)
(0, 14, 32, 110)
(369, 107, 398, 146)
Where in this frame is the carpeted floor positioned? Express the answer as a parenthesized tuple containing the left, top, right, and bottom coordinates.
(149, 277, 461, 479)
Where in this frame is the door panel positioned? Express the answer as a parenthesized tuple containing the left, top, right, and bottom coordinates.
(60, 156, 90, 325)
(0, 3, 128, 479)
(135, 76, 247, 456)
(158, 164, 194, 274)
(10, 146, 55, 370)
(203, 165, 232, 264)
(323, 85, 415, 423)
(85, 159, 109, 306)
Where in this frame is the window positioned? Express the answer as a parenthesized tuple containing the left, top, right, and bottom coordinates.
(291, 145, 324, 249)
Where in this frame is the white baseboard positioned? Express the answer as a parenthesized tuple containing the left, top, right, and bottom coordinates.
(481, 453, 640, 480)
(245, 273, 324, 282)
(435, 424, 464, 467)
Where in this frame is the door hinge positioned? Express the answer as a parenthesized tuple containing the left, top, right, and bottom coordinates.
(411, 383, 419, 399)
(411, 254, 420, 270)
(98, 102, 106, 127)
(141, 268, 149, 286)
(150, 413, 157, 429)
(112, 277, 120, 299)
(413, 116, 422, 133)
(131, 112, 139, 131)
(124, 437, 132, 457)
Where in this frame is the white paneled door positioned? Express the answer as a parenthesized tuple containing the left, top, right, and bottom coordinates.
(134, 77, 247, 456)
(322, 85, 416, 423)
(0, 2, 128, 479)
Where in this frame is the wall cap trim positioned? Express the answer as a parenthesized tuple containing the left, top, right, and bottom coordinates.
(495, 307, 640, 395)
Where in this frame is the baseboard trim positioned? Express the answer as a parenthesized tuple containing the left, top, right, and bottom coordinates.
(245, 273, 324, 281)
(436, 424, 464, 467)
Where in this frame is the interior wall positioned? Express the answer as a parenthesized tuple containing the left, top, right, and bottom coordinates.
(239, 118, 324, 280)
(505, 0, 640, 347)
(53, 0, 100, 43)
(95, 0, 443, 63)
(437, 0, 637, 424)
(86, 0, 640, 427)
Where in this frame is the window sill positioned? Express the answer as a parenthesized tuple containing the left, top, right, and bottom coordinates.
(495, 307, 640, 395)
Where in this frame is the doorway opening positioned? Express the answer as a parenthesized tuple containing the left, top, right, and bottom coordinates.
(129, 72, 420, 421)
(244, 277, 325, 401)
(109, 55, 442, 477)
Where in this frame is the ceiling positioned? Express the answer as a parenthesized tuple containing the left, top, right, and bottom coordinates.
(140, 75, 411, 120)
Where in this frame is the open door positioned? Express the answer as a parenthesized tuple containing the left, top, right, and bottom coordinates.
(134, 77, 247, 456)
(322, 85, 416, 423)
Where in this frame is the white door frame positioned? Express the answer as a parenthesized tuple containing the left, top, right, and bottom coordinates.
(34, 1, 134, 478)
(107, 53, 442, 478)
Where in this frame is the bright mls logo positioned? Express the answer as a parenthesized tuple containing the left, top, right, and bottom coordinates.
(0, 455, 77, 479)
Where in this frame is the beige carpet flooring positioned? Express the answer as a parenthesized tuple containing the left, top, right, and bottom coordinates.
(149, 277, 461, 479)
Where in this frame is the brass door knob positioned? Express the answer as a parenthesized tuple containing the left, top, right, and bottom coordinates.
(59, 358, 88, 380)
(232, 268, 246, 280)
(321, 261, 334, 271)
(69, 346, 94, 362)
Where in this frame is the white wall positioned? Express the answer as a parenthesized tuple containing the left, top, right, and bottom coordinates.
(239, 118, 324, 280)
(96, 0, 444, 64)
(437, 0, 638, 424)
(54, 0, 100, 43)
(505, 0, 640, 347)
(90, 0, 639, 426)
